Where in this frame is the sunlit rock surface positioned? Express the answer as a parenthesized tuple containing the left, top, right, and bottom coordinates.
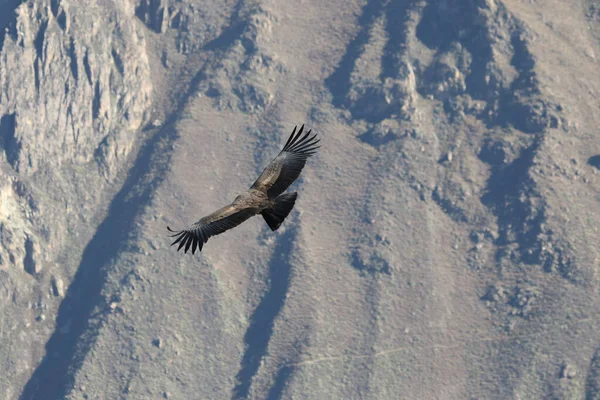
(0, 0, 600, 399)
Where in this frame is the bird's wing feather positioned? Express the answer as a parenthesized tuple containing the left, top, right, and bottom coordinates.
(251, 125, 320, 198)
(167, 204, 256, 254)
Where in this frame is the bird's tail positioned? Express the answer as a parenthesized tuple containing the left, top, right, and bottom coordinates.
(262, 192, 297, 231)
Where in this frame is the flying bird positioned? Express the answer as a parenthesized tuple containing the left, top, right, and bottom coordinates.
(167, 125, 320, 254)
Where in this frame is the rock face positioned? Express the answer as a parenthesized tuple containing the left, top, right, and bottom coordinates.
(1, 0, 600, 399)
(0, 0, 152, 272)
(0, 0, 152, 398)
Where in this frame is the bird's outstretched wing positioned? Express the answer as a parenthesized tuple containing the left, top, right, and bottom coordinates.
(251, 125, 320, 198)
(167, 204, 256, 254)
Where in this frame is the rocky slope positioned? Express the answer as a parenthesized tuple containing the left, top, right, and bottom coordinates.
(1, 0, 600, 399)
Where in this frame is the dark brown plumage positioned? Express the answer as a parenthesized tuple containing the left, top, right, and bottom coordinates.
(167, 125, 320, 254)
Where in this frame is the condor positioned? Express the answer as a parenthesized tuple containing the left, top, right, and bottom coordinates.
(168, 125, 320, 254)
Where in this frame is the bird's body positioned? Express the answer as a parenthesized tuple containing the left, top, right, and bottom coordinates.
(232, 189, 271, 214)
(168, 125, 320, 254)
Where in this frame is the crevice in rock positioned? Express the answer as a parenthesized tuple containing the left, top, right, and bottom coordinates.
(68, 37, 78, 82)
(33, 18, 47, 95)
(266, 366, 293, 400)
(495, 31, 553, 134)
(34, 20, 47, 62)
(586, 347, 600, 399)
(203, 21, 244, 52)
(481, 138, 541, 250)
(34, 58, 40, 94)
(111, 49, 124, 76)
(135, 0, 167, 34)
(50, 0, 60, 18)
(357, 128, 400, 148)
(232, 227, 296, 400)
(23, 236, 36, 276)
(481, 137, 537, 240)
(0, 113, 20, 168)
(56, 10, 67, 32)
(202, 0, 251, 52)
(588, 155, 600, 170)
(92, 80, 101, 120)
(83, 49, 92, 86)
